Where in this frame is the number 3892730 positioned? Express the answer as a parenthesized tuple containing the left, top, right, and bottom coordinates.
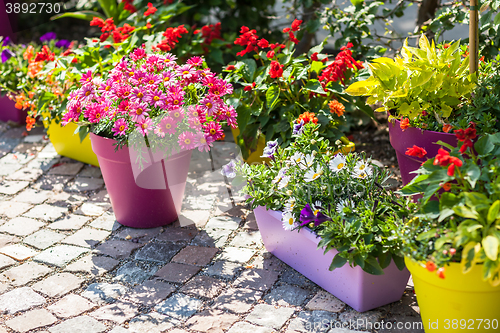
(5, 2, 62, 14)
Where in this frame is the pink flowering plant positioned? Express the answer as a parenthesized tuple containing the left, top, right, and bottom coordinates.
(62, 46, 237, 169)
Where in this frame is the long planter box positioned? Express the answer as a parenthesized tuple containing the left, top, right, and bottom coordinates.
(254, 205, 410, 312)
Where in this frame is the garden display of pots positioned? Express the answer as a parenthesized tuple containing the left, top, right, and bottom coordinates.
(0, 96, 26, 124)
(90, 133, 192, 228)
(254, 206, 410, 312)
(388, 118, 457, 185)
(405, 258, 500, 332)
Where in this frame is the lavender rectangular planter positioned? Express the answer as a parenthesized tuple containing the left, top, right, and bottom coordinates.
(254, 206, 410, 312)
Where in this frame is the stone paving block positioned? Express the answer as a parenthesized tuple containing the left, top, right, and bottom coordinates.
(90, 301, 139, 324)
(127, 312, 175, 333)
(177, 210, 211, 228)
(182, 194, 217, 210)
(34, 244, 88, 267)
(204, 260, 241, 279)
(0, 234, 19, 249)
(251, 253, 285, 272)
(23, 229, 66, 250)
(0, 244, 38, 260)
(32, 273, 84, 297)
(234, 268, 280, 291)
(48, 315, 107, 333)
(205, 215, 242, 230)
(306, 290, 346, 313)
(0, 287, 46, 314)
(108, 327, 130, 333)
(230, 230, 263, 248)
(0, 281, 9, 294)
(48, 162, 84, 175)
(166, 330, 190, 333)
(0, 180, 29, 195)
(0, 152, 33, 164)
(79, 165, 102, 178)
(154, 262, 200, 283)
(0, 200, 33, 218)
(0, 262, 52, 286)
(6, 167, 43, 181)
(220, 246, 256, 263)
(95, 240, 144, 259)
(89, 212, 120, 231)
(48, 294, 96, 318)
(82, 283, 128, 305)
(124, 279, 176, 306)
(65, 254, 120, 276)
(46, 191, 86, 207)
(155, 293, 203, 320)
(156, 227, 198, 242)
(0, 326, 7, 333)
(338, 309, 383, 331)
(287, 310, 339, 333)
(48, 214, 90, 230)
(65, 177, 104, 192)
(33, 175, 71, 191)
(5, 308, 57, 333)
(0, 163, 22, 176)
(114, 227, 162, 243)
(74, 202, 110, 217)
(172, 245, 218, 266)
(0, 254, 15, 270)
(0, 139, 22, 157)
(134, 242, 184, 262)
(246, 304, 296, 330)
(213, 288, 263, 313)
(0, 216, 45, 236)
(191, 228, 231, 248)
(389, 291, 420, 316)
(265, 284, 312, 307)
(114, 261, 159, 285)
(62, 228, 111, 248)
(185, 309, 239, 333)
(227, 322, 276, 333)
(243, 212, 259, 230)
(26, 157, 59, 172)
(280, 266, 316, 288)
(12, 189, 51, 204)
(24, 204, 67, 221)
(22, 134, 45, 143)
(180, 275, 226, 299)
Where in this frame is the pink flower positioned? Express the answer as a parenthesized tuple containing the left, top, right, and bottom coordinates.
(166, 92, 184, 110)
(155, 116, 176, 137)
(116, 85, 132, 99)
(78, 84, 96, 102)
(115, 60, 129, 72)
(162, 53, 177, 66)
(177, 64, 196, 80)
(129, 102, 150, 122)
(143, 73, 160, 86)
(98, 79, 115, 96)
(194, 132, 212, 152)
(161, 70, 177, 86)
(61, 111, 76, 126)
(80, 70, 93, 84)
(129, 70, 147, 86)
(219, 104, 237, 128)
(130, 47, 146, 61)
(178, 131, 196, 150)
(136, 118, 154, 136)
(187, 56, 204, 67)
(145, 89, 167, 108)
(117, 100, 130, 114)
(130, 87, 146, 103)
(86, 104, 106, 123)
(188, 116, 202, 129)
(200, 96, 220, 116)
(112, 118, 128, 136)
(204, 122, 223, 141)
(170, 108, 184, 123)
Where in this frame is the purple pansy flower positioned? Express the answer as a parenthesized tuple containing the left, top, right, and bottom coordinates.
(40, 32, 57, 42)
(2, 36, 10, 46)
(293, 120, 305, 135)
(1, 49, 14, 63)
(55, 39, 70, 48)
(221, 160, 237, 178)
(261, 139, 279, 159)
(299, 204, 330, 226)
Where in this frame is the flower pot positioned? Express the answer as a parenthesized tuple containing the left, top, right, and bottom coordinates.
(230, 127, 268, 165)
(405, 258, 500, 332)
(254, 205, 410, 312)
(388, 119, 457, 185)
(45, 119, 99, 167)
(0, 96, 27, 124)
(90, 133, 192, 228)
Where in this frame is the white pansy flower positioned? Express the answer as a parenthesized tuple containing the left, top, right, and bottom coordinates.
(299, 154, 315, 170)
(278, 176, 290, 189)
(329, 154, 346, 173)
(336, 199, 350, 215)
(304, 165, 323, 182)
(282, 211, 296, 230)
(290, 152, 305, 166)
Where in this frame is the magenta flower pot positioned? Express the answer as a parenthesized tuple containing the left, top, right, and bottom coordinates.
(388, 119, 457, 186)
(254, 206, 410, 312)
(0, 96, 26, 124)
(90, 133, 192, 228)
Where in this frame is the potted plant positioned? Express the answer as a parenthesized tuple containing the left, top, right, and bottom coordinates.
(345, 35, 476, 185)
(226, 122, 413, 312)
(63, 45, 237, 228)
(398, 126, 500, 330)
(224, 19, 368, 163)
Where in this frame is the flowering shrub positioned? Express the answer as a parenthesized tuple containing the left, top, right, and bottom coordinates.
(228, 122, 413, 274)
(225, 20, 370, 159)
(399, 125, 500, 285)
(62, 46, 237, 167)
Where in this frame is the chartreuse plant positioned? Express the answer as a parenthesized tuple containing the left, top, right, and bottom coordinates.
(346, 34, 476, 131)
(399, 127, 500, 286)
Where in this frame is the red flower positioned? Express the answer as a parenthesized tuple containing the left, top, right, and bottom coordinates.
(433, 148, 462, 176)
(156, 25, 189, 51)
(266, 50, 275, 59)
(90, 17, 104, 28)
(405, 145, 427, 158)
(340, 42, 354, 50)
(455, 126, 476, 153)
(198, 22, 222, 45)
(441, 182, 452, 191)
(426, 261, 436, 272)
(234, 26, 259, 57)
(243, 85, 252, 92)
(34, 45, 55, 62)
(283, 27, 291, 33)
(311, 52, 319, 61)
(257, 38, 269, 49)
(288, 31, 299, 44)
(400, 118, 410, 131)
(269, 61, 284, 78)
(437, 267, 445, 279)
(144, 2, 157, 16)
(291, 19, 302, 31)
(318, 43, 362, 85)
(146, 22, 152, 29)
(297, 112, 318, 124)
(101, 18, 116, 32)
(123, 0, 136, 13)
(226, 65, 235, 71)
(442, 123, 453, 133)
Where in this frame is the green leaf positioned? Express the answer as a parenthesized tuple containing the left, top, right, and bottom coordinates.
(483, 236, 499, 261)
(461, 242, 479, 274)
(488, 200, 500, 224)
(266, 86, 280, 112)
(51, 10, 105, 21)
(209, 49, 224, 65)
(392, 255, 406, 271)
(494, 11, 500, 25)
(241, 59, 257, 82)
(77, 126, 89, 143)
(363, 257, 385, 275)
(350, 0, 364, 6)
(453, 205, 479, 219)
(304, 80, 326, 94)
(236, 105, 252, 132)
(329, 253, 348, 271)
(464, 164, 481, 188)
(378, 252, 392, 269)
(434, 140, 456, 151)
(475, 135, 495, 156)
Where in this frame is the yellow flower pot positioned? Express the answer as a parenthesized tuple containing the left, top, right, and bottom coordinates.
(405, 257, 500, 332)
(43, 117, 99, 167)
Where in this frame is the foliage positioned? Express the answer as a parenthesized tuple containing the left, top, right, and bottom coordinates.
(346, 34, 476, 133)
(399, 126, 500, 286)
(228, 122, 414, 274)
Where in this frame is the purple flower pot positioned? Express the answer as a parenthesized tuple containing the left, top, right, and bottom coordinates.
(388, 119, 457, 186)
(90, 133, 192, 228)
(254, 206, 410, 312)
(0, 96, 26, 124)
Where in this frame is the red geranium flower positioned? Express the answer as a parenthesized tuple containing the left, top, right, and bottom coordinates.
(400, 118, 410, 131)
(269, 61, 284, 79)
(144, 2, 157, 16)
(405, 145, 427, 158)
(291, 19, 302, 31)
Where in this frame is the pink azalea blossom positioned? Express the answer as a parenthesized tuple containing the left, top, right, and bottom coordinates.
(136, 118, 154, 136)
(129, 102, 150, 122)
(112, 118, 128, 136)
(178, 131, 196, 150)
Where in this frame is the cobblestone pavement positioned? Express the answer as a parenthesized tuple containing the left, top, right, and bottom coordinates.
(0, 122, 423, 333)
